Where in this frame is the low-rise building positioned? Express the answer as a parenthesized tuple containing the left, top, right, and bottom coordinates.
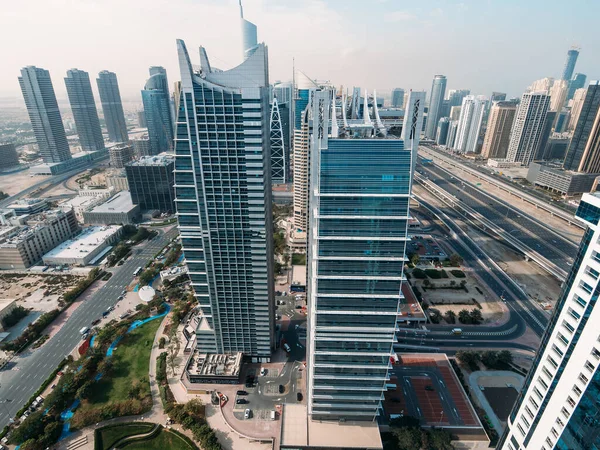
(487, 158, 523, 169)
(6, 198, 49, 216)
(42, 225, 122, 266)
(0, 208, 79, 269)
(183, 350, 242, 385)
(291, 264, 306, 293)
(526, 162, 600, 197)
(105, 170, 129, 192)
(29, 149, 108, 175)
(83, 191, 140, 225)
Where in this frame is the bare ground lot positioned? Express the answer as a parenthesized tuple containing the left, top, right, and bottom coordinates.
(0, 273, 83, 312)
(0, 170, 49, 196)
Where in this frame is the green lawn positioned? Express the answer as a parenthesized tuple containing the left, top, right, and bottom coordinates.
(292, 253, 306, 265)
(87, 319, 161, 406)
(97, 423, 156, 450)
(122, 428, 198, 450)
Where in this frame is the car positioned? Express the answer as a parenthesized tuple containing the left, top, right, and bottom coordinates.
(102, 311, 110, 317)
(260, 367, 267, 376)
(425, 385, 435, 391)
(276, 315, 281, 320)
(297, 393, 303, 401)
(91, 319, 101, 326)
(295, 324, 299, 330)
(236, 390, 248, 396)
(50, 384, 56, 390)
(109, 306, 115, 312)
(283, 343, 291, 353)
(278, 385, 285, 393)
(236, 399, 248, 404)
(244, 409, 252, 419)
(295, 305, 302, 309)
(121, 290, 126, 295)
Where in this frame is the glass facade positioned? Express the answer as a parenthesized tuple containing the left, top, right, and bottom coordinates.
(173, 41, 274, 361)
(125, 159, 175, 213)
(97, 71, 129, 143)
(308, 136, 410, 422)
(295, 89, 310, 130)
(142, 70, 174, 155)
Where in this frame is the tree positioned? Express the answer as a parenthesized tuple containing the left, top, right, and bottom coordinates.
(458, 309, 472, 324)
(423, 278, 431, 288)
(449, 253, 463, 266)
(481, 350, 499, 368)
(429, 310, 442, 324)
(76, 381, 94, 400)
(167, 351, 178, 376)
(498, 350, 513, 366)
(456, 350, 480, 370)
(469, 308, 483, 324)
(411, 253, 421, 266)
(283, 253, 290, 267)
(449, 280, 456, 287)
(427, 428, 454, 450)
(444, 310, 456, 324)
(392, 427, 422, 450)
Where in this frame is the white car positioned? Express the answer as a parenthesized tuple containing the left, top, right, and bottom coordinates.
(244, 408, 252, 419)
(260, 367, 267, 376)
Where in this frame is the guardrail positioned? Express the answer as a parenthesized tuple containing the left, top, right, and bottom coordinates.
(415, 174, 567, 282)
(418, 146, 584, 229)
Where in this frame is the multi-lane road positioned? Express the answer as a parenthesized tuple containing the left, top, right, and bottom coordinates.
(415, 152, 578, 272)
(0, 227, 178, 427)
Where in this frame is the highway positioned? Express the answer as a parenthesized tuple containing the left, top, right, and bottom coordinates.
(415, 155, 578, 271)
(0, 227, 178, 427)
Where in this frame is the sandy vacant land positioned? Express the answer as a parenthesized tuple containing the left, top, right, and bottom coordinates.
(0, 170, 49, 196)
(0, 273, 83, 312)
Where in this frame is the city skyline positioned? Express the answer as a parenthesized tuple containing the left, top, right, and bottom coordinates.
(1, 0, 599, 105)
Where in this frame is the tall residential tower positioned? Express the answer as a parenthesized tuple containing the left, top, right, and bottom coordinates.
(19, 66, 71, 163)
(481, 101, 517, 159)
(453, 95, 488, 154)
(561, 47, 580, 81)
(142, 67, 174, 155)
(97, 71, 129, 143)
(425, 75, 447, 139)
(506, 92, 550, 166)
(174, 40, 274, 361)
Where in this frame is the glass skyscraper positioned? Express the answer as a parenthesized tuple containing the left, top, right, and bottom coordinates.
(97, 70, 129, 143)
(125, 154, 175, 214)
(561, 48, 580, 81)
(391, 88, 404, 108)
(306, 90, 417, 421)
(65, 69, 105, 152)
(425, 75, 447, 139)
(499, 192, 600, 450)
(142, 68, 174, 155)
(173, 39, 274, 361)
(19, 66, 71, 163)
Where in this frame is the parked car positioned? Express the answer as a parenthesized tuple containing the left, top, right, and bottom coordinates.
(244, 409, 252, 419)
(297, 393, 303, 401)
(260, 367, 267, 376)
(278, 385, 285, 394)
(425, 385, 435, 391)
(91, 319, 101, 326)
(237, 390, 248, 396)
(236, 399, 248, 404)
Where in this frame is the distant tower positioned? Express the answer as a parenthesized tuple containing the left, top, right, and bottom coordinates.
(19, 66, 71, 163)
(391, 88, 405, 108)
(97, 71, 129, 143)
(506, 92, 550, 166)
(567, 73, 586, 101)
(239, 0, 258, 61)
(453, 95, 488, 154)
(436, 117, 450, 145)
(425, 75, 447, 139)
(561, 47, 580, 81)
(481, 101, 517, 159)
(65, 69, 105, 152)
(141, 67, 174, 155)
(269, 97, 286, 184)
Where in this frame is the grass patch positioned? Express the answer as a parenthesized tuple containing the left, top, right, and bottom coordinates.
(122, 428, 198, 450)
(450, 269, 466, 278)
(96, 422, 156, 450)
(424, 269, 446, 279)
(292, 253, 306, 265)
(87, 319, 160, 406)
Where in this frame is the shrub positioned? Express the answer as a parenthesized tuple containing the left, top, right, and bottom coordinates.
(1, 309, 62, 353)
(1, 305, 29, 328)
(424, 269, 443, 279)
(412, 268, 427, 279)
(450, 269, 466, 278)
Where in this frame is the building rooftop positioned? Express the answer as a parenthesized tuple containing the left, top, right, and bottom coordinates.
(7, 198, 47, 207)
(88, 191, 136, 213)
(0, 209, 71, 247)
(280, 404, 383, 449)
(126, 153, 174, 167)
(42, 225, 121, 260)
(185, 351, 242, 378)
(292, 264, 307, 286)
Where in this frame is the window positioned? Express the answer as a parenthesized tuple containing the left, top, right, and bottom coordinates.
(517, 423, 526, 437)
(567, 396, 576, 407)
(551, 428, 559, 438)
(529, 396, 539, 409)
(525, 406, 534, 419)
(579, 373, 589, 384)
(572, 385, 582, 397)
(592, 348, 600, 360)
(553, 344, 565, 357)
(592, 250, 600, 264)
(522, 415, 531, 427)
(562, 319, 576, 333)
(585, 265, 600, 279)
(542, 366, 553, 380)
(538, 377, 549, 390)
(557, 332, 569, 346)
(547, 356, 558, 368)
(568, 307, 581, 320)
(556, 417, 564, 427)
(561, 407, 569, 419)
(579, 280, 593, 294)
(584, 360, 595, 372)
(546, 437, 553, 447)
(533, 387, 543, 401)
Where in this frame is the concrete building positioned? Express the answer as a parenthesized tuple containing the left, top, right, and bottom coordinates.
(42, 225, 122, 266)
(59, 188, 112, 222)
(561, 47, 579, 81)
(183, 351, 242, 385)
(449, 105, 462, 121)
(96, 71, 129, 143)
(567, 73, 586, 102)
(526, 162, 599, 197)
(136, 111, 147, 128)
(28, 148, 107, 176)
(105, 170, 129, 192)
(174, 40, 274, 362)
(529, 77, 554, 93)
(142, 68, 174, 155)
(446, 120, 459, 148)
(82, 191, 139, 225)
(6, 198, 49, 216)
(425, 75, 447, 139)
(506, 92, 550, 166)
(306, 89, 419, 422)
(490, 91, 507, 103)
(447, 89, 470, 109)
(132, 135, 152, 157)
(0, 144, 19, 168)
(481, 101, 517, 159)
(568, 87, 587, 132)
(391, 88, 404, 108)
(499, 192, 600, 450)
(108, 143, 134, 168)
(0, 208, 79, 269)
(549, 79, 569, 112)
(125, 153, 175, 213)
(454, 95, 488, 154)
(293, 107, 311, 236)
(65, 69, 105, 152)
(563, 81, 600, 172)
(19, 66, 71, 163)
(436, 117, 450, 145)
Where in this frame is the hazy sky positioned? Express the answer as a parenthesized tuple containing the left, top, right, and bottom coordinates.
(1, 0, 599, 105)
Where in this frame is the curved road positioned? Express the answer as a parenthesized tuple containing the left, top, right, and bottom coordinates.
(0, 227, 178, 427)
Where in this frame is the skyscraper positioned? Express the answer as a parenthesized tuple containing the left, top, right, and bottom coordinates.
(64, 69, 105, 152)
(446, 120, 459, 149)
(568, 88, 587, 132)
(425, 75, 447, 139)
(453, 95, 488, 154)
(436, 117, 450, 145)
(448, 89, 470, 108)
(402, 90, 427, 170)
(563, 81, 600, 172)
(561, 47, 580, 81)
(306, 89, 420, 422)
(481, 101, 517, 159)
(19, 66, 71, 163)
(292, 106, 311, 234)
(269, 97, 286, 184)
(567, 73, 586, 101)
(239, 0, 258, 61)
(391, 88, 404, 108)
(126, 154, 175, 213)
(549, 79, 569, 112)
(174, 39, 274, 361)
(97, 71, 128, 143)
(499, 192, 600, 450)
(529, 77, 554, 93)
(141, 68, 174, 155)
(506, 92, 550, 165)
(490, 92, 507, 103)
